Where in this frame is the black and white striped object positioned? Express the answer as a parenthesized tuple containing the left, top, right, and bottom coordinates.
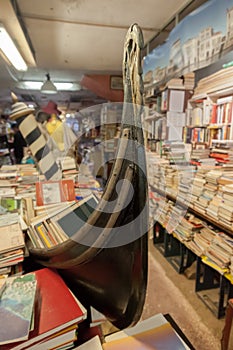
(19, 114, 62, 180)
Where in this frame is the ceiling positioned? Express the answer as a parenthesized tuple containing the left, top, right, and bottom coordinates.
(0, 0, 207, 114)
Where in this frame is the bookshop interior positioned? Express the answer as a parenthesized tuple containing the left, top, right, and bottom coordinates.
(4, 0, 233, 349)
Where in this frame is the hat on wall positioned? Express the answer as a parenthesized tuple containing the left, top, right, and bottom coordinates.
(42, 101, 61, 115)
(9, 92, 35, 121)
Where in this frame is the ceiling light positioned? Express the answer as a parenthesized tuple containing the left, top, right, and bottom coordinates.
(0, 24, 27, 71)
(41, 74, 57, 94)
(17, 81, 80, 91)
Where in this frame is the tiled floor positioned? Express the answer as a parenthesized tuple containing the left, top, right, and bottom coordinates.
(142, 238, 231, 350)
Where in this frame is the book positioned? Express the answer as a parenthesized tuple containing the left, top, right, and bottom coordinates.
(0, 273, 37, 345)
(51, 194, 99, 239)
(0, 276, 7, 296)
(0, 197, 20, 213)
(0, 248, 24, 268)
(2, 268, 87, 350)
(103, 314, 189, 350)
(21, 197, 35, 225)
(0, 223, 25, 254)
(35, 179, 75, 206)
(25, 325, 78, 350)
(73, 335, 103, 349)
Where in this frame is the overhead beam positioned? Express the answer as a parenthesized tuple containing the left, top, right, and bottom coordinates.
(17, 13, 159, 33)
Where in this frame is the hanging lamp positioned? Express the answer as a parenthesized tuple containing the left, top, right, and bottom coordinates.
(41, 73, 57, 94)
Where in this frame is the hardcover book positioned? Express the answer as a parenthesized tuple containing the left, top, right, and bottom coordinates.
(1, 268, 87, 350)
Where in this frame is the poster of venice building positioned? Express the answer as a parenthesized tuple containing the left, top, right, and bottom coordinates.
(143, 0, 233, 87)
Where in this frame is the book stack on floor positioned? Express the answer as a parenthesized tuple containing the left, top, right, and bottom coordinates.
(75, 313, 191, 349)
(0, 268, 87, 350)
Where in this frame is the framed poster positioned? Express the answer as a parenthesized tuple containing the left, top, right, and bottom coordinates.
(110, 76, 123, 90)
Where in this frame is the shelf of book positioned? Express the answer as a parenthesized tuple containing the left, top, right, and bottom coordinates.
(150, 182, 233, 318)
(151, 185, 233, 238)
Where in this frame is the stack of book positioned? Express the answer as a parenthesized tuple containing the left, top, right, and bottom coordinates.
(148, 190, 163, 227)
(0, 268, 87, 350)
(193, 226, 217, 256)
(206, 193, 222, 221)
(0, 219, 25, 277)
(190, 176, 206, 207)
(166, 205, 186, 234)
(219, 183, 233, 227)
(156, 199, 173, 228)
(177, 165, 195, 202)
(193, 169, 220, 215)
(174, 213, 203, 242)
(58, 156, 79, 180)
(191, 147, 210, 163)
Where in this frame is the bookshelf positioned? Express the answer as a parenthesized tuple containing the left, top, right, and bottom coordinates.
(148, 162, 233, 319)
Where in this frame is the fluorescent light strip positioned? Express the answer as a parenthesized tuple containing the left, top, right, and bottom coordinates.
(0, 25, 27, 71)
(22, 81, 77, 90)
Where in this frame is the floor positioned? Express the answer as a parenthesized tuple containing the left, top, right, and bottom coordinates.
(142, 237, 232, 350)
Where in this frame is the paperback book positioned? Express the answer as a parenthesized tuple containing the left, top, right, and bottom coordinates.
(0, 273, 37, 345)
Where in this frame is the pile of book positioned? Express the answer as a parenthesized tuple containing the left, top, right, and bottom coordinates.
(156, 199, 173, 229)
(0, 268, 87, 349)
(174, 213, 203, 242)
(0, 213, 25, 278)
(58, 156, 79, 180)
(193, 225, 233, 272)
(148, 190, 163, 228)
(27, 194, 98, 249)
(219, 183, 233, 227)
(177, 165, 195, 202)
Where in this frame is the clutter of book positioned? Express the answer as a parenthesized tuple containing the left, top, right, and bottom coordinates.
(0, 155, 192, 349)
(3, 40, 233, 350)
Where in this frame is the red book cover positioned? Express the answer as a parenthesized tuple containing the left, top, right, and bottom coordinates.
(210, 103, 217, 124)
(35, 179, 75, 206)
(2, 268, 87, 350)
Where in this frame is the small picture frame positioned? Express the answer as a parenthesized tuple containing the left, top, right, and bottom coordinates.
(110, 76, 123, 90)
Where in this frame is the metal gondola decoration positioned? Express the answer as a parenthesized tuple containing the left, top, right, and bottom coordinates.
(9, 23, 148, 330)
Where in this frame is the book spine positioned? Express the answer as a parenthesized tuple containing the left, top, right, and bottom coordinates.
(28, 225, 45, 248)
(46, 218, 68, 243)
(34, 223, 53, 248)
(43, 220, 60, 245)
